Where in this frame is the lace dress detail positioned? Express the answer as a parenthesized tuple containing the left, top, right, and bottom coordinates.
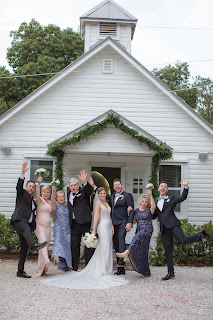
(41, 201, 128, 289)
(128, 207, 153, 276)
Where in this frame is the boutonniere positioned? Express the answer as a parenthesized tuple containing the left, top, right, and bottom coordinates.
(118, 195, 124, 201)
(165, 195, 169, 200)
(76, 193, 81, 197)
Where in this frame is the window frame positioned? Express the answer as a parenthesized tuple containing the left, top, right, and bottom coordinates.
(159, 162, 188, 219)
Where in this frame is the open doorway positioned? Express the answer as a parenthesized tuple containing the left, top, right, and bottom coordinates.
(91, 167, 121, 194)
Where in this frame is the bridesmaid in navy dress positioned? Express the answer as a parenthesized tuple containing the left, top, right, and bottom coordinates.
(116, 188, 156, 277)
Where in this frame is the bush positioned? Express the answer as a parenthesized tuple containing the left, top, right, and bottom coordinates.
(149, 219, 213, 266)
(0, 213, 20, 252)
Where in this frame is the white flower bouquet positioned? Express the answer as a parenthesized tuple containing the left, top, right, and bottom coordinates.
(35, 168, 49, 178)
(146, 183, 154, 190)
(51, 179, 60, 186)
(82, 232, 98, 249)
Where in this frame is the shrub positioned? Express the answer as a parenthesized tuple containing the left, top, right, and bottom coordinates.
(0, 213, 20, 252)
(149, 219, 213, 266)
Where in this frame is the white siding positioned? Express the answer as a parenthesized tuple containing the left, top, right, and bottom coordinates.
(0, 46, 213, 224)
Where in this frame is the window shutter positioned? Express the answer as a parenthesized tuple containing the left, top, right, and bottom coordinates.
(100, 22, 116, 37)
(102, 59, 114, 73)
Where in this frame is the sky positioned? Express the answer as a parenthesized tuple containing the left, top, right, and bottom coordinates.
(0, 0, 213, 81)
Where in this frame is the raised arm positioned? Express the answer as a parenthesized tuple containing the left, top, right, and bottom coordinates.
(147, 188, 156, 214)
(51, 185, 57, 211)
(91, 202, 101, 235)
(36, 176, 43, 206)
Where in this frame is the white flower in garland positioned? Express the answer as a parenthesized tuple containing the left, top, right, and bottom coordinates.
(51, 179, 60, 186)
(146, 183, 154, 190)
(82, 232, 98, 248)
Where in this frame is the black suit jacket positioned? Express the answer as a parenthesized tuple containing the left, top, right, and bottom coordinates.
(153, 188, 188, 232)
(106, 191, 134, 225)
(67, 182, 93, 226)
(11, 178, 36, 231)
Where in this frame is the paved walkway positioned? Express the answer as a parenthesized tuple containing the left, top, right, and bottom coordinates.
(0, 259, 213, 320)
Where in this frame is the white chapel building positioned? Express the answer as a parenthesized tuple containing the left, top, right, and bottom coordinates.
(0, 0, 213, 243)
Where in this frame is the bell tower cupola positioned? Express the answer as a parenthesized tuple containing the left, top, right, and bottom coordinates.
(80, 0, 137, 54)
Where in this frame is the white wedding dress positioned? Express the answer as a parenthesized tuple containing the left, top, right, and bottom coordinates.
(41, 201, 128, 289)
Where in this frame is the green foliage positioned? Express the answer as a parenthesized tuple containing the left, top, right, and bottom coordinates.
(149, 219, 213, 266)
(47, 112, 173, 193)
(194, 76, 213, 124)
(0, 19, 84, 114)
(0, 213, 19, 252)
(152, 61, 198, 109)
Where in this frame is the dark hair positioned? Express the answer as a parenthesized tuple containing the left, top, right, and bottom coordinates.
(97, 187, 106, 194)
(113, 178, 122, 185)
(26, 179, 35, 186)
(159, 181, 168, 187)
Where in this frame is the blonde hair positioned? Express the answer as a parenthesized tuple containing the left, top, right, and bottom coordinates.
(57, 190, 65, 197)
(41, 185, 51, 193)
(139, 194, 150, 207)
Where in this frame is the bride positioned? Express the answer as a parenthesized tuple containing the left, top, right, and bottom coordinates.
(41, 187, 128, 289)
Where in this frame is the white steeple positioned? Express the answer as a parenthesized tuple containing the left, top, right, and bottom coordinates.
(80, 0, 137, 54)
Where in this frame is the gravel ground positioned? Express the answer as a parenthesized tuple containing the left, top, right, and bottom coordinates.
(1, 259, 213, 320)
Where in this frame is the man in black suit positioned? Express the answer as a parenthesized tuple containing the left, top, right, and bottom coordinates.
(67, 170, 94, 271)
(106, 178, 134, 275)
(153, 178, 211, 280)
(11, 162, 47, 278)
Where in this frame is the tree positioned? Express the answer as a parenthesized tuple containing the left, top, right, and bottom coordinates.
(0, 19, 84, 114)
(152, 61, 198, 109)
(193, 76, 213, 124)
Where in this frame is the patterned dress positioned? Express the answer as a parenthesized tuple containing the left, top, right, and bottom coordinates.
(128, 207, 153, 276)
(51, 203, 72, 270)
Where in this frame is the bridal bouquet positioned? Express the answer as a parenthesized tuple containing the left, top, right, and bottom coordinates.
(82, 232, 98, 248)
(35, 168, 49, 178)
(51, 179, 60, 186)
(146, 183, 154, 190)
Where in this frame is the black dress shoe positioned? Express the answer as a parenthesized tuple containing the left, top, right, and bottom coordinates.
(201, 229, 211, 241)
(32, 241, 47, 252)
(162, 272, 175, 280)
(114, 268, 125, 275)
(17, 271, 31, 278)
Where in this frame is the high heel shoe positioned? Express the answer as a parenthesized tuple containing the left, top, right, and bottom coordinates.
(116, 252, 129, 260)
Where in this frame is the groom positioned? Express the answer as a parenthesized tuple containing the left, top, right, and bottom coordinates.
(153, 178, 211, 280)
(106, 178, 134, 275)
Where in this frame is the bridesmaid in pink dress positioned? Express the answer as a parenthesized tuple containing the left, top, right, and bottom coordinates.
(35, 176, 53, 276)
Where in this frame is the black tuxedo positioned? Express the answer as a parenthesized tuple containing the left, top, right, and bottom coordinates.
(67, 182, 93, 271)
(11, 178, 37, 272)
(107, 191, 134, 270)
(153, 188, 202, 273)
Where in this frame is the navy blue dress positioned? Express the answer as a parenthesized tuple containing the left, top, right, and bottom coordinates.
(128, 207, 153, 276)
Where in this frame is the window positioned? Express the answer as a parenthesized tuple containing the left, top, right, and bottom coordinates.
(100, 22, 116, 37)
(30, 160, 53, 184)
(159, 165, 181, 212)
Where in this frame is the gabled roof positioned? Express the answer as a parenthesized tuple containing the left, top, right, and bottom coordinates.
(80, 0, 137, 22)
(80, 0, 137, 40)
(53, 109, 171, 148)
(0, 36, 212, 135)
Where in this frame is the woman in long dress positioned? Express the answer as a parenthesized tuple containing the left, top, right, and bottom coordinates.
(51, 186, 72, 271)
(41, 187, 128, 289)
(35, 176, 53, 276)
(116, 188, 156, 277)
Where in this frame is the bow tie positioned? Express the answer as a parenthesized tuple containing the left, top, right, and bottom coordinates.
(158, 196, 166, 200)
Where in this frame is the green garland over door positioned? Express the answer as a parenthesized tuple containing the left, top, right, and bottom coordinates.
(47, 112, 172, 198)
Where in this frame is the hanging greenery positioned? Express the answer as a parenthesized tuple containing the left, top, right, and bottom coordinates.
(47, 112, 172, 196)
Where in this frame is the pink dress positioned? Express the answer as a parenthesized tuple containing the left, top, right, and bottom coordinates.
(35, 199, 52, 276)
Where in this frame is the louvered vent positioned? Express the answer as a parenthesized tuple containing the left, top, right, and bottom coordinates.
(102, 59, 114, 73)
(100, 22, 116, 37)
